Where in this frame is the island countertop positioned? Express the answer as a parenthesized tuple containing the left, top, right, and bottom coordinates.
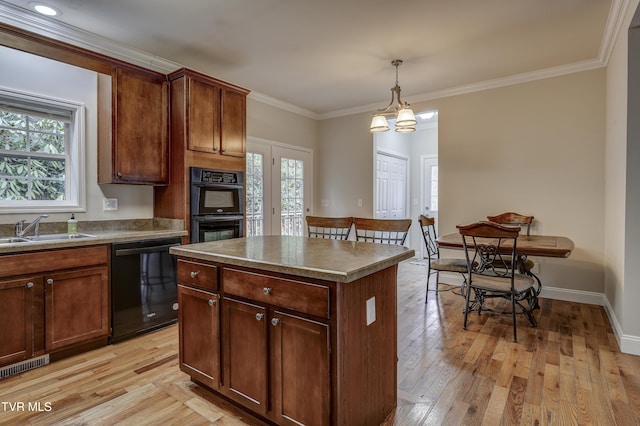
(170, 235, 415, 283)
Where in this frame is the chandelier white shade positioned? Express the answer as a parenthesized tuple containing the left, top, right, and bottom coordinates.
(370, 59, 416, 133)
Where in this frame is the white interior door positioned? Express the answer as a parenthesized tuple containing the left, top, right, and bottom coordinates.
(375, 152, 407, 219)
(421, 155, 439, 258)
(422, 156, 438, 221)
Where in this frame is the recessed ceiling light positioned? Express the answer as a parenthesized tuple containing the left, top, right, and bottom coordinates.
(29, 2, 61, 16)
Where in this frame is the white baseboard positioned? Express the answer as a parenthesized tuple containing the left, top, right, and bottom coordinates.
(541, 286, 640, 356)
(539, 286, 607, 306)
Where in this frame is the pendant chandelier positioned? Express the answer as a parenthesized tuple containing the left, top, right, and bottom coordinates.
(369, 59, 416, 133)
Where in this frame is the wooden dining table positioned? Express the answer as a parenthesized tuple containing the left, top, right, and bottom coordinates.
(436, 233, 575, 258)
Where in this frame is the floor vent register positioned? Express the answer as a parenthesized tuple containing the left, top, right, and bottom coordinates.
(0, 355, 50, 379)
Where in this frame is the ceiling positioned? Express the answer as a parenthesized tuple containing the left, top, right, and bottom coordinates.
(0, 0, 622, 119)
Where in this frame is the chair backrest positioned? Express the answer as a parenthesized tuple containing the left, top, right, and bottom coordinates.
(486, 212, 534, 236)
(306, 216, 353, 240)
(457, 221, 520, 279)
(353, 217, 412, 245)
(419, 215, 439, 258)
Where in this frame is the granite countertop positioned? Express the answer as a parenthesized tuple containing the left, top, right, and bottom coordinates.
(0, 219, 187, 254)
(170, 235, 415, 283)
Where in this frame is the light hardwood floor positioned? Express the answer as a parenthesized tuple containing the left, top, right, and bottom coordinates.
(1, 260, 639, 425)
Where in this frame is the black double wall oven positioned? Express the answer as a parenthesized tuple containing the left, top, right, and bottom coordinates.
(190, 167, 245, 243)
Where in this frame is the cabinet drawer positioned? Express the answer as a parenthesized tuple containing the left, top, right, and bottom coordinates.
(178, 259, 218, 290)
(223, 268, 329, 318)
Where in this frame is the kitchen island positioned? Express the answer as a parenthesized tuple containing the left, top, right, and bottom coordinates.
(170, 235, 414, 426)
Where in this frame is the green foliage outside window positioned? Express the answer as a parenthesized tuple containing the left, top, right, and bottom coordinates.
(0, 109, 67, 201)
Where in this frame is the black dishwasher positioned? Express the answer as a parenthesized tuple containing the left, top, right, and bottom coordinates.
(110, 237, 181, 343)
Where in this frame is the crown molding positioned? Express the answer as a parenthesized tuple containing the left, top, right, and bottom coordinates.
(248, 91, 320, 120)
(0, 2, 181, 73)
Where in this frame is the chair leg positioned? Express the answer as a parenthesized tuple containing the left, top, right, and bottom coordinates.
(435, 271, 440, 295)
(425, 263, 431, 303)
(463, 279, 472, 330)
(511, 293, 518, 343)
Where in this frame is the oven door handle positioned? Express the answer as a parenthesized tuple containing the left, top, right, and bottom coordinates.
(114, 243, 181, 257)
(193, 215, 245, 222)
(193, 183, 244, 190)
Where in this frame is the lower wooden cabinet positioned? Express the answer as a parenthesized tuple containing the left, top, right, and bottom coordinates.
(0, 245, 110, 368)
(0, 276, 40, 366)
(271, 310, 330, 426)
(178, 284, 220, 389)
(45, 267, 109, 351)
(222, 298, 330, 426)
(221, 298, 269, 414)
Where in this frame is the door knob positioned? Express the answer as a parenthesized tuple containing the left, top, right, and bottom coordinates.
(190, 271, 199, 278)
(255, 313, 264, 321)
(26, 282, 34, 288)
(46, 278, 53, 285)
(271, 318, 280, 327)
(263, 287, 272, 295)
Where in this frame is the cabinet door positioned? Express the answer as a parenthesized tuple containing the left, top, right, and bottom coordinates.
(45, 266, 109, 351)
(220, 89, 246, 157)
(178, 285, 220, 389)
(112, 68, 169, 184)
(187, 77, 220, 153)
(0, 277, 39, 366)
(222, 297, 268, 414)
(271, 311, 330, 426)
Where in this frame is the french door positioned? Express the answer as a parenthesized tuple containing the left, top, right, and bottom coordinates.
(246, 139, 312, 236)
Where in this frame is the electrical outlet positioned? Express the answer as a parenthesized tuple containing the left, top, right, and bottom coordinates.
(357, 198, 363, 207)
(103, 198, 118, 211)
(366, 297, 376, 326)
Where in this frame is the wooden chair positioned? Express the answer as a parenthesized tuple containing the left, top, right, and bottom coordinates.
(306, 216, 353, 240)
(419, 215, 471, 301)
(353, 217, 411, 245)
(486, 212, 541, 296)
(457, 221, 538, 342)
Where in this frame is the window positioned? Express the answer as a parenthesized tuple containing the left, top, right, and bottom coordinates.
(0, 88, 84, 212)
(246, 152, 265, 236)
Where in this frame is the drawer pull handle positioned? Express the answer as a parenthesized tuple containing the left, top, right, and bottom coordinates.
(46, 279, 53, 285)
(190, 271, 199, 278)
(255, 313, 264, 321)
(208, 299, 216, 306)
(26, 282, 34, 288)
(263, 287, 272, 295)
(271, 318, 280, 327)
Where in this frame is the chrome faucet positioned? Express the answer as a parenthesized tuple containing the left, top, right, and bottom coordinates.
(16, 214, 49, 238)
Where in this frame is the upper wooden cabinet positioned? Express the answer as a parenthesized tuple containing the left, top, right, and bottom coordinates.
(98, 67, 169, 185)
(169, 68, 249, 158)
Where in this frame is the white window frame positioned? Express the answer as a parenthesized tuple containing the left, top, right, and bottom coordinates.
(0, 87, 85, 213)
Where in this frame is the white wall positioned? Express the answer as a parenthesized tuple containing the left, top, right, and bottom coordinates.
(0, 46, 153, 224)
(604, 0, 640, 353)
(319, 69, 606, 296)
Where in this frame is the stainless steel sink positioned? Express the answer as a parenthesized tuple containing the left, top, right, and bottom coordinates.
(0, 237, 32, 244)
(26, 233, 97, 242)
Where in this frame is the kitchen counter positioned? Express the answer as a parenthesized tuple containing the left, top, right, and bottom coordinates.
(0, 219, 187, 254)
(170, 235, 415, 282)
(172, 235, 415, 425)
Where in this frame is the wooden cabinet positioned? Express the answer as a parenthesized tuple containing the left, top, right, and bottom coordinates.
(98, 66, 169, 185)
(154, 68, 249, 240)
(0, 276, 40, 366)
(221, 269, 330, 426)
(169, 68, 248, 158)
(0, 245, 110, 368)
(45, 267, 109, 351)
(177, 260, 221, 389)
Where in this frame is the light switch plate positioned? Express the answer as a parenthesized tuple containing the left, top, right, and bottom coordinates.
(103, 198, 118, 211)
(366, 296, 376, 326)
